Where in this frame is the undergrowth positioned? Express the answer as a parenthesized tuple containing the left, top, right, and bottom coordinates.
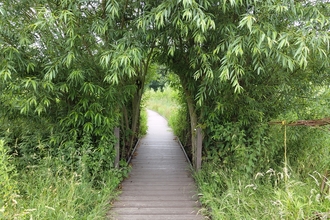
(195, 163, 330, 219)
(0, 140, 128, 220)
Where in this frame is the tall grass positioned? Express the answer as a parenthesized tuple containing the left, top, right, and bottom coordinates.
(0, 141, 125, 220)
(195, 163, 330, 219)
(0, 140, 19, 219)
(144, 87, 180, 121)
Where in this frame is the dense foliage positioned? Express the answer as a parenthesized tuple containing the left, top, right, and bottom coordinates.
(0, 0, 150, 176)
(136, 0, 330, 172)
(143, 2, 330, 217)
(0, 0, 141, 218)
(139, 0, 330, 175)
(1, 0, 330, 219)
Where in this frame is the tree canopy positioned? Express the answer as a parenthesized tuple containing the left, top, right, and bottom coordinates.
(1, 0, 330, 172)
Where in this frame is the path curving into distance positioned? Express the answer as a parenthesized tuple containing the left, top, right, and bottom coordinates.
(108, 110, 204, 220)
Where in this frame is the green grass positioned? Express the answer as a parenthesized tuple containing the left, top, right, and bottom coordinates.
(0, 141, 125, 220)
(195, 164, 330, 219)
(143, 87, 180, 121)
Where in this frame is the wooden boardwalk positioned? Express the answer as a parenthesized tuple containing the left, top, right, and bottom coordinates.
(108, 110, 204, 220)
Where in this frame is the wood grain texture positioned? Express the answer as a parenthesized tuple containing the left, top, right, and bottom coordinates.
(107, 110, 204, 220)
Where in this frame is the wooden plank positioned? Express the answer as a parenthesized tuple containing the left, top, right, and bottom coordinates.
(110, 215, 204, 220)
(117, 195, 199, 201)
(120, 186, 197, 193)
(125, 174, 193, 182)
(128, 170, 192, 174)
(131, 158, 186, 161)
(137, 144, 180, 147)
(111, 207, 201, 215)
(132, 160, 188, 163)
(113, 200, 199, 208)
(130, 165, 189, 169)
(134, 153, 184, 156)
(119, 190, 197, 197)
(121, 181, 196, 186)
(125, 175, 194, 180)
(127, 171, 193, 176)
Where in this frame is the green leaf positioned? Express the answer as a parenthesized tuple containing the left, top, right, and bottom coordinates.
(67, 70, 84, 85)
(63, 51, 75, 68)
(27, 62, 35, 73)
(83, 122, 94, 133)
(239, 14, 256, 32)
(0, 69, 12, 81)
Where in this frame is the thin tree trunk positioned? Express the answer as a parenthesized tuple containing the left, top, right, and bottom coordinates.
(186, 92, 198, 169)
(127, 89, 142, 156)
(121, 106, 129, 159)
(127, 67, 146, 158)
(179, 76, 198, 168)
(125, 46, 154, 159)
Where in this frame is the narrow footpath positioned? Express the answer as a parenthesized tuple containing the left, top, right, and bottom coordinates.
(108, 110, 204, 220)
